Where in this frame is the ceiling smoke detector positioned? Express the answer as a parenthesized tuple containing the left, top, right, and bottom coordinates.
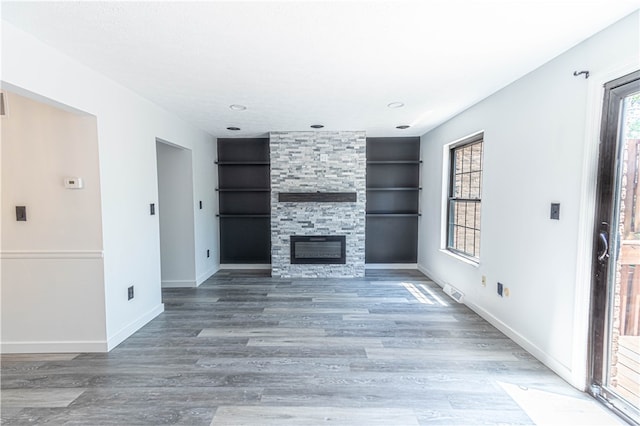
(387, 102, 404, 108)
(229, 104, 247, 111)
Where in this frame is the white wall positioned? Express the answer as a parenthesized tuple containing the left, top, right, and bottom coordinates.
(1, 91, 107, 352)
(156, 140, 196, 287)
(418, 11, 640, 388)
(192, 137, 219, 284)
(1, 21, 218, 351)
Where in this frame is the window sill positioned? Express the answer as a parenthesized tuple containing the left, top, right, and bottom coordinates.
(440, 249, 480, 267)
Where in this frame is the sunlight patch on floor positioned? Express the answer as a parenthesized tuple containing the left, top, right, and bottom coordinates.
(498, 382, 625, 425)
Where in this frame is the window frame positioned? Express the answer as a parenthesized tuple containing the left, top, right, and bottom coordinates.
(446, 133, 484, 262)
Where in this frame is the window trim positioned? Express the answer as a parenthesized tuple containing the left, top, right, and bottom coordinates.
(445, 132, 484, 262)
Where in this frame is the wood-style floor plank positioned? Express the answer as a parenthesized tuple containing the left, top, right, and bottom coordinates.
(1, 269, 622, 425)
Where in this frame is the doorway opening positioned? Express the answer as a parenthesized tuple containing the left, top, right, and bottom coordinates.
(156, 139, 196, 287)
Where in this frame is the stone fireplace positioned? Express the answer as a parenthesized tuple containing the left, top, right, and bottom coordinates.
(270, 131, 366, 278)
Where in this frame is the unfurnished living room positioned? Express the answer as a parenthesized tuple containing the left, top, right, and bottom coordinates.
(1, 1, 640, 425)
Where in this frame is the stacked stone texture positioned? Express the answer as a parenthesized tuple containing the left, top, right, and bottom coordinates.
(270, 131, 366, 278)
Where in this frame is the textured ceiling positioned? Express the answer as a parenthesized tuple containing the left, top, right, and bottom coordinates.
(3, 1, 640, 137)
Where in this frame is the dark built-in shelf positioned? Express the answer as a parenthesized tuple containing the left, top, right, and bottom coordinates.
(217, 138, 271, 264)
(366, 137, 420, 264)
(217, 214, 271, 218)
(367, 213, 421, 217)
(366, 160, 422, 164)
(216, 188, 271, 192)
(216, 161, 270, 165)
(278, 192, 357, 202)
(367, 187, 422, 191)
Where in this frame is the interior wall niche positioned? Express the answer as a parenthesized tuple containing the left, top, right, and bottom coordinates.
(366, 137, 420, 263)
(216, 138, 271, 264)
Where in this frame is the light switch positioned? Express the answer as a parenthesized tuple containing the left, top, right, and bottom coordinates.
(16, 206, 26, 221)
(550, 203, 560, 220)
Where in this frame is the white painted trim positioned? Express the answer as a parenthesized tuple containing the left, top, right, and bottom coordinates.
(439, 249, 480, 268)
(464, 299, 574, 385)
(219, 264, 271, 270)
(417, 264, 433, 279)
(0, 340, 108, 354)
(0, 250, 104, 259)
(161, 280, 197, 288)
(196, 264, 220, 285)
(365, 263, 418, 269)
(572, 60, 640, 391)
(106, 303, 164, 351)
(418, 261, 575, 385)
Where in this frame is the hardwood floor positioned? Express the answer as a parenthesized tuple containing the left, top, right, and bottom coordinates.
(1, 270, 623, 425)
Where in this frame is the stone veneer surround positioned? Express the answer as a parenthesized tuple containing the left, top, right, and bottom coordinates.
(270, 131, 366, 278)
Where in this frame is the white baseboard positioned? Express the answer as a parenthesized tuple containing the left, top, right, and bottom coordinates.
(1, 340, 108, 354)
(106, 303, 164, 351)
(417, 264, 434, 279)
(463, 299, 574, 385)
(219, 264, 271, 270)
(365, 263, 418, 269)
(417, 262, 575, 386)
(196, 264, 220, 285)
(161, 279, 197, 288)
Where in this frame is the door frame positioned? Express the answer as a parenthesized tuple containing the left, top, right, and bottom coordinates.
(572, 61, 640, 392)
(588, 69, 640, 424)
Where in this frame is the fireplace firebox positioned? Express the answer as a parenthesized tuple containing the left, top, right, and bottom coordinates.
(290, 236, 346, 264)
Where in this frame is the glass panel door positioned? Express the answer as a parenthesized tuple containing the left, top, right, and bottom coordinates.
(591, 71, 640, 424)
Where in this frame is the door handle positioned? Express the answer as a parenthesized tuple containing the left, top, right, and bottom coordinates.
(598, 232, 609, 262)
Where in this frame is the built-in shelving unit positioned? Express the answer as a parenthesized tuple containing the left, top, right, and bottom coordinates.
(366, 137, 420, 263)
(217, 138, 271, 263)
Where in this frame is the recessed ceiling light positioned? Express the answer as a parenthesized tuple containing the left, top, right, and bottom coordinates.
(396, 125, 410, 130)
(226, 126, 241, 131)
(229, 104, 247, 111)
(387, 102, 405, 108)
(310, 124, 324, 129)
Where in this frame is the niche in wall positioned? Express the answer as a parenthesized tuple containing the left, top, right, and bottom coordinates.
(217, 138, 271, 264)
(366, 137, 421, 263)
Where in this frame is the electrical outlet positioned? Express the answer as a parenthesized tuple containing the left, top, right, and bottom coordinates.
(128, 286, 134, 300)
(199, 200, 203, 209)
(550, 203, 560, 220)
(150, 203, 155, 215)
(481, 275, 486, 287)
(497, 282, 504, 297)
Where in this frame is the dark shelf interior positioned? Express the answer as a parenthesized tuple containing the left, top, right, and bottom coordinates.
(219, 191, 271, 215)
(367, 190, 419, 214)
(366, 137, 421, 162)
(219, 216, 271, 263)
(218, 138, 271, 264)
(365, 137, 420, 263)
(217, 161, 270, 165)
(218, 164, 270, 190)
(366, 163, 420, 188)
(217, 188, 270, 192)
(217, 138, 270, 163)
(366, 160, 421, 164)
(365, 215, 419, 263)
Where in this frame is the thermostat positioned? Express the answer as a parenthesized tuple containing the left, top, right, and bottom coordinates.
(64, 177, 84, 189)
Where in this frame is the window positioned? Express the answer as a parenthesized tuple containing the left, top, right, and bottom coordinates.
(447, 133, 483, 260)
